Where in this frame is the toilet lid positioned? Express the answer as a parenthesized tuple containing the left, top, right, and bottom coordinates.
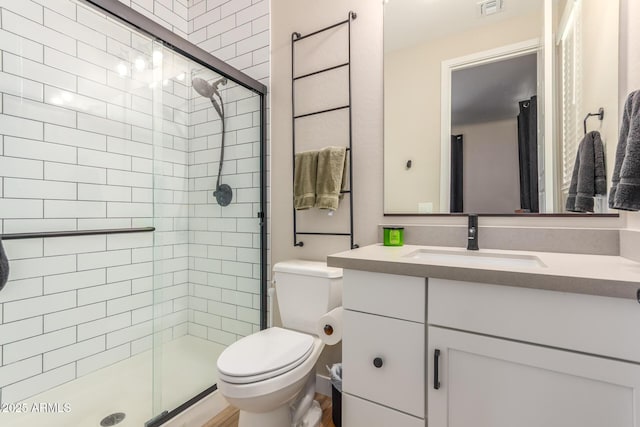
(217, 327, 314, 383)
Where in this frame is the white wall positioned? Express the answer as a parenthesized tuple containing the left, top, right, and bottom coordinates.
(452, 119, 521, 214)
(272, 0, 383, 264)
(580, 0, 619, 208)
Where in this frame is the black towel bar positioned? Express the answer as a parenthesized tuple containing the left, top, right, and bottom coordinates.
(0, 227, 155, 240)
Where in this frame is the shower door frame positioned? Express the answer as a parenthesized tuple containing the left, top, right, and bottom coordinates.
(81, 1, 268, 425)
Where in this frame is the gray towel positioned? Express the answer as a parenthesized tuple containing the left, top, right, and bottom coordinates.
(0, 237, 9, 292)
(566, 131, 607, 212)
(609, 90, 640, 211)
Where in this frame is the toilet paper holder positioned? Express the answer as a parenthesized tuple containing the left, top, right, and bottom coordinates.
(323, 324, 334, 335)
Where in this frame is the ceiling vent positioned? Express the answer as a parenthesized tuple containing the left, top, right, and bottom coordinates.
(478, 0, 504, 16)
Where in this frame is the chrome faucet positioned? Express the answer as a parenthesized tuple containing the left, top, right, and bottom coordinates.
(467, 214, 479, 250)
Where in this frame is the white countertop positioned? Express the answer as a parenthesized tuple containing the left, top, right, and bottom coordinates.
(327, 244, 640, 300)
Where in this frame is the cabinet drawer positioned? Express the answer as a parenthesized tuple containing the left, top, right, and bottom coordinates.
(343, 393, 424, 427)
(343, 310, 425, 417)
(343, 269, 425, 322)
(428, 278, 640, 363)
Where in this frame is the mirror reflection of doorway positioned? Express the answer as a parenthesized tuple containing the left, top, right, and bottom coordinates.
(450, 52, 538, 214)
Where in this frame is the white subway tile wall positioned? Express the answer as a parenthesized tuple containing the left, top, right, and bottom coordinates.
(187, 83, 262, 343)
(0, 0, 267, 404)
(188, 0, 269, 341)
(117, 0, 190, 39)
(0, 0, 177, 404)
(185, 0, 268, 344)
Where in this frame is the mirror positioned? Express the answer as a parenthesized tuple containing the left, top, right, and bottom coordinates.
(384, 0, 620, 215)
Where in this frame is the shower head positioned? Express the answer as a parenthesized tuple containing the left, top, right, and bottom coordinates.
(192, 77, 214, 98)
(192, 77, 227, 99)
(192, 75, 232, 206)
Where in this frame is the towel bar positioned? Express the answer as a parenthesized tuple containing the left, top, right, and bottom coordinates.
(0, 227, 155, 240)
(583, 108, 604, 134)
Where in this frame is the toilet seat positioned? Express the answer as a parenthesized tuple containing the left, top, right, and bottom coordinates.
(217, 327, 315, 384)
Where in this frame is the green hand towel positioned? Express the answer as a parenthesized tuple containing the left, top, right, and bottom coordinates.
(315, 146, 347, 211)
(294, 150, 318, 210)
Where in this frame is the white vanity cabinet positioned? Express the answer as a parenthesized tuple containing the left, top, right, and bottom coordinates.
(342, 269, 426, 426)
(427, 278, 640, 427)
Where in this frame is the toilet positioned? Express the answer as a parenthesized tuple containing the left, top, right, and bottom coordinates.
(216, 260, 343, 427)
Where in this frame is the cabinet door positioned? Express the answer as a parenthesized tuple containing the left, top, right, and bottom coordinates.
(343, 310, 425, 417)
(428, 326, 640, 427)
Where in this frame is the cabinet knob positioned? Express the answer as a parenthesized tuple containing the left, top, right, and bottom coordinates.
(373, 357, 383, 368)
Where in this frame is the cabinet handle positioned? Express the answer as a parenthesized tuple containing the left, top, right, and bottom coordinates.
(373, 357, 383, 368)
(434, 349, 441, 390)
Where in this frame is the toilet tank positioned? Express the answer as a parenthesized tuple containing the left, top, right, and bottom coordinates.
(273, 260, 343, 335)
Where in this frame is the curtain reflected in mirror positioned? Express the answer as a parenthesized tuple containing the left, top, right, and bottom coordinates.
(517, 96, 539, 213)
(450, 135, 463, 213)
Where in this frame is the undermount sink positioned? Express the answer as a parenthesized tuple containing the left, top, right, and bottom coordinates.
(404, 248, 546, 269)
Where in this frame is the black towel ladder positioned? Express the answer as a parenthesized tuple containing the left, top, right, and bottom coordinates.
(291, 11, 358, 249)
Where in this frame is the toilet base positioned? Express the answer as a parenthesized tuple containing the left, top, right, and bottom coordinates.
(237, 400, 322, 427)
(236, 374, 321, 427)
(238, 405, 290, 427)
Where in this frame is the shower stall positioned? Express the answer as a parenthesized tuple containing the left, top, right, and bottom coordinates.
(0, 0, 267, 426)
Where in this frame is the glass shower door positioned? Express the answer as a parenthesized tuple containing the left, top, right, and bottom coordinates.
(0, 0, 265, 425)
(150, 43, 264, 423)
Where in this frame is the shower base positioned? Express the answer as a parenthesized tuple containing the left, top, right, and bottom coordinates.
(1, 335, 225, 427)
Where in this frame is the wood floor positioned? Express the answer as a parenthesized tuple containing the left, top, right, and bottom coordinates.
(202, 393, 336, 427)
